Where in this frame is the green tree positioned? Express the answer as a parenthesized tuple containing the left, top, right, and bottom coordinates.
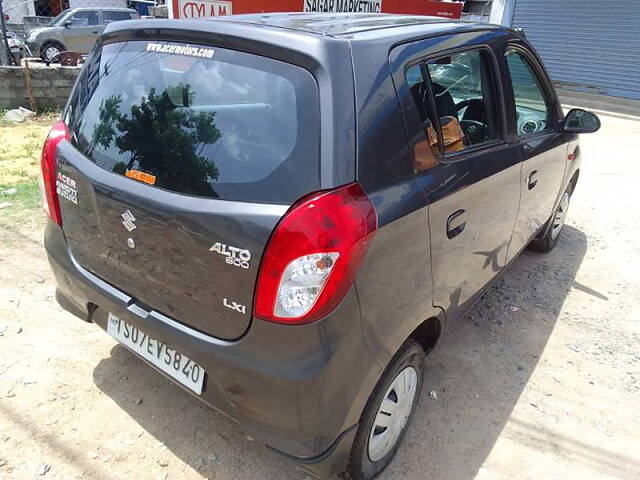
(92, 83, 221, 196)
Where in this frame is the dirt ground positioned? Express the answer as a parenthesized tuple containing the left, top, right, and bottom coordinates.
(1, 109, 639, 480)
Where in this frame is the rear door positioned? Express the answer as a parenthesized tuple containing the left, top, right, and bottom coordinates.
(58, 39, 320, 339)
(392, 36, 522, 321)
(504, 44, 568, 257)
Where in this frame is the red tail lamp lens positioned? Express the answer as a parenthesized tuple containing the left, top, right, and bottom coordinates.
(40, 120, 69, 226)
(254, 183, 377, 325)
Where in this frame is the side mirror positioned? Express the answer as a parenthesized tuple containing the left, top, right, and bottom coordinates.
(63, 20, 72, 28)
(562, 108, 601, 134)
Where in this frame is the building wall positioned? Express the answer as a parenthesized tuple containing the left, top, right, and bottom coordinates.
(509, 0, 640, 100)
(69, 0, 127, 8)
(489, 0, 514, 25)
(4, 0, 36, 24)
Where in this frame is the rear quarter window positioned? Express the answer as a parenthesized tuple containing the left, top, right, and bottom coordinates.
(66, 41, 319, 204)
(103, 11, 139, 24)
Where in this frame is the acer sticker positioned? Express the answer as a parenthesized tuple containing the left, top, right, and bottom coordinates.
(168, 0, 463, 19)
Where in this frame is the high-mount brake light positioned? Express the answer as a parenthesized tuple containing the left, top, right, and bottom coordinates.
(40, 120, 69, 226)
(254, 183, 377, 325)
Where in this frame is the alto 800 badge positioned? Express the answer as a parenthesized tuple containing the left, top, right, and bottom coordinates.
(210, 242, 251, 269)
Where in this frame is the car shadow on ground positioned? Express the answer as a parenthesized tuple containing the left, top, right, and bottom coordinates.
(94, 225, 591, 479)
(384, 225, 596, 479)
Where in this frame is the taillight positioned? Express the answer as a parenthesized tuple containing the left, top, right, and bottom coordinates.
(40, 120, 69, 226)
(254, 183, 377, 325)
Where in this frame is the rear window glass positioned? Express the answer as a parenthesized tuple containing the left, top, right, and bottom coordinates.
(66, 41, 319, 204)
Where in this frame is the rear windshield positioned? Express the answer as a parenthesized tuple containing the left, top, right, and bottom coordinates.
(66, 41, 319, 204)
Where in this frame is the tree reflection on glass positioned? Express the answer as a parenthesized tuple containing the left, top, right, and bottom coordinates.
(91, 83, 221, 196)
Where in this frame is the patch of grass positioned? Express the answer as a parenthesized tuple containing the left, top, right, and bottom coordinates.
(0, 112, 60, 186)
(0, 180, 46, 239)
(0, 113, 56, 241)
(0, 180, 46, 246)
(0, 180, 41, 211)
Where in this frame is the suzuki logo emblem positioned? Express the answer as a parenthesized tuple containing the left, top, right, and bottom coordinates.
(121, 210, 136, 232)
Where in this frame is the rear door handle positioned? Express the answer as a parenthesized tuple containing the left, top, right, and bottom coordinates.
(528, 170, 538, 190)
(446, 209, 466, 239)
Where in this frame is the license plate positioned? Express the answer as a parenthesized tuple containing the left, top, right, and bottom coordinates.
(106, 313, 205, 394)
(11, 47, 20, 53)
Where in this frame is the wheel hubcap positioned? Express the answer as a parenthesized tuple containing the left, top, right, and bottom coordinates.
(368, 366, 418, 462)
(551, 192, 570, 240)
(45, 47, 60, 60)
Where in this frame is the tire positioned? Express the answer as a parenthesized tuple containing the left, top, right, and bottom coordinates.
(41, 41, 65, 62)
(529, 189, 571, 253)
(344, 340, 425, 480)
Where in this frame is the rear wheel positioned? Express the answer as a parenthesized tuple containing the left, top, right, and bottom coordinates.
(345, 340, 424, 480)
(41, 41, 65, 62)
(529, 190, 571, 253)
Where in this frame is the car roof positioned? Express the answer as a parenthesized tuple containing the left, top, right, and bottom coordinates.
(106, 13, 507, 49)
(213, 12, 499, 39)
(104, 13, 511, 68)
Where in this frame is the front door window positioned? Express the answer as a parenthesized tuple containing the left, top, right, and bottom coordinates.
(506, 50, 553, 136)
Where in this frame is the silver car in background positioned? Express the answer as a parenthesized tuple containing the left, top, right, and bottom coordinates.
(26, 7, 139, 61)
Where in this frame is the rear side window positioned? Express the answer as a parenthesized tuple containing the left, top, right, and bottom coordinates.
(406, 49, 501, 160)
(67, 41, 319, 204)
(102, 11, 138, 24)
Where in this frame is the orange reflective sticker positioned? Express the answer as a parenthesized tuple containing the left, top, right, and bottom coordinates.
(126, 169, 156, 186)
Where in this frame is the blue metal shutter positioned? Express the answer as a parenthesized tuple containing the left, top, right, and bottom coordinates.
(511, 0, 640, 100)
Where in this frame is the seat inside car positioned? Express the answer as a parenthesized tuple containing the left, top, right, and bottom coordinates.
(460, 98, 487, 125)
(431, 82, 458, 119)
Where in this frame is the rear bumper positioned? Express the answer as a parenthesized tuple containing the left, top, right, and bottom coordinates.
(45, 220, 382, 478)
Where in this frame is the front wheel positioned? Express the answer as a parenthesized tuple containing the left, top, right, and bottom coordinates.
(345, 340, 425, 480)
(529, 190, 571, 253)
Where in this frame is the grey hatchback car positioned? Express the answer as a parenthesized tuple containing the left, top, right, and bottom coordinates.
(42, 13, 600, 480)
(26, 7, 139, 61)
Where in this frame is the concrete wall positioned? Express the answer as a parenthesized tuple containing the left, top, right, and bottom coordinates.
(0, 64, 81, 111)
